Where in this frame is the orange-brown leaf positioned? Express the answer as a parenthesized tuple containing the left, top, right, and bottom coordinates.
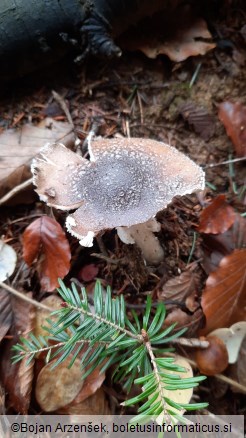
(198, 195, 237, 234)
(218, 101, 246, 157)
(22, 216, 71, 292)
(200, 249, 246, 335)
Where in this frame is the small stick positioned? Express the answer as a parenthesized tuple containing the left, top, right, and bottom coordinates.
(0, 281, 52, 311)
(205, 156, 246, 168)
(0, 178, 33, 206)
(170, 337, 209, 348)
(52, 90, 74, 126)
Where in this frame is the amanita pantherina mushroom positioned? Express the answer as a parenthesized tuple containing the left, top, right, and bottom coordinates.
(31, 138, 205, 264)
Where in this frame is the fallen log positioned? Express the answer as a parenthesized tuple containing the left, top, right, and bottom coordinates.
(0, 0, 221, 81)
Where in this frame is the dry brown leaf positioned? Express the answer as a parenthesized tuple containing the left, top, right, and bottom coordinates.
(71, 365, 106, 405)
(198, 195, 237, 234)
(36, 354, 106, 413)
(121, 9, 215, 62)
(200, 249, 246, 335)
(202, 213, 246, 274)
(0, 118, 74, 204)
(36, 357, 85, 412)
(22, 216, 71, 292)
(179, 102, 215, 141)
(0, 288, 12, 342)
(0, 294, 35, 413)
(164, 307, 204, 337)
(158, 270, 198, 303)
(78, 264, 99, 282)
(218, 101, 246, 157)
(58, 387, 110, 415)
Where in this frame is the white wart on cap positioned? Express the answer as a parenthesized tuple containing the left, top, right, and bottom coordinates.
(32, 138, 205, 262)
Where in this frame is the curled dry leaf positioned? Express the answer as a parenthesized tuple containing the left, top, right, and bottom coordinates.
(218, 101, 246, 157)
(210, 321, 246, 364)
(198, 195, 237, 234)
(0, 240, 17, 282)
(22, 216, 71, 292)
(200, 249, 246, 335)
(36, 357, 85, 412)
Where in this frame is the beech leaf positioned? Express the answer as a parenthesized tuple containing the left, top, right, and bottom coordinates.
(198, 195, 237, 234)
(200, 249, 246, 334)
(158, 270, 198, 303)
(35, 357, 85, 412)
(22, 216, 71, 292)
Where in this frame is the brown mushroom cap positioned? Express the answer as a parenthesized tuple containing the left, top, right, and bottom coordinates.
(32, 138, 205, 243)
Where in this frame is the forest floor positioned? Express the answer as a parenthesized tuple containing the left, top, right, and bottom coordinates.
(0, 1, 245, 426)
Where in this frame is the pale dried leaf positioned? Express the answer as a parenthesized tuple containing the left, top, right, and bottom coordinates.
(210, 322, 246, 364)
(0, 118, 74, 205)
(0, 240, 17, 281)
(35, 357, 85, 412)
(155, 356, 193, 424)
(58, 387, 110, 415)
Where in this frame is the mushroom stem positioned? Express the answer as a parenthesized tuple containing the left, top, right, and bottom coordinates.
(117, 218, 164, 265)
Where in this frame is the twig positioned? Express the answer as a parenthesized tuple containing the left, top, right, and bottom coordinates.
(164, 352, 246, 393)
(52, 90, 74, 126)
(205, 156, 246, 168)
(0, 178, 33, 206)
(0, 282, 53, 311)
(170, 337, 209, 349)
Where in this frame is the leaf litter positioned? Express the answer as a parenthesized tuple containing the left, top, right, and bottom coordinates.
(0, 0, 245, 418)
